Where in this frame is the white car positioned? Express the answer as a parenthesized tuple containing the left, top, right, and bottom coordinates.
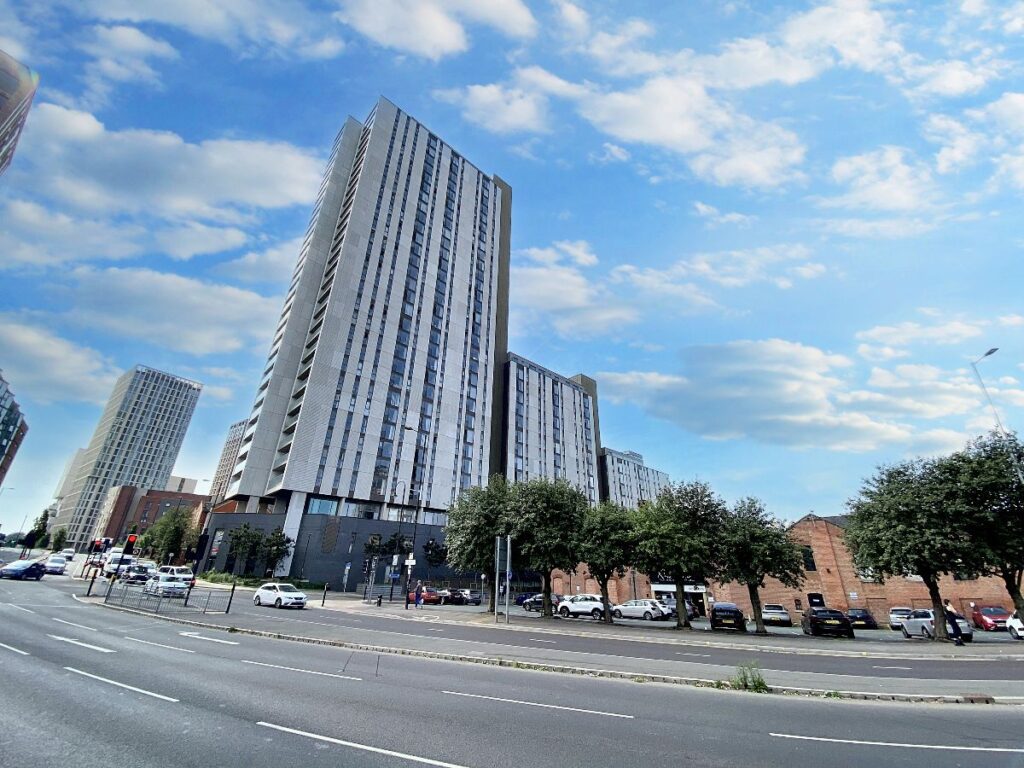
(901, 608, 973, 642)
(60, 548, 76, 561)
(253, 583, 307, 609)
(43, 555, 68, 574)
(1007, 610, 1023, 640)
(558, 593, 605, 619)
(888, 606, 913, 630)
(158, 565, 195, 587)
(612, 599, 669, 621)
(103, 554, 134, 577)
(143, 573, 188, 598)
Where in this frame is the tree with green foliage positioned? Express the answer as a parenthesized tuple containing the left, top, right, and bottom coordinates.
(51, 527, 68, 552)
(576, 502, 636, 624)
(422, 537, 448, 580)
(446, 476, 513, 611)
(719, 498, 805, 635)
(632, 481, 728, 630)
(944, 433, 1024, 615)
(147, 508, 199, 565)
(845, 458, 984, 641)
(260, 527, 293, 577)
(228, 524, 265, 576)
(507, 478, 587, 618)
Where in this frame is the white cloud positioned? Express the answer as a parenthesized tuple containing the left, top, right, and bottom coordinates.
(336, 0, 534, 60)
(924, 114, 985, 174)
(856, 318, 985, 347)
(999, 314, 1024, 326)
(74, 25, 178, 109)
(781, 0, 902, 76)
(217, 237, 302, 284)
(155, 222, 247, 260)
(434, 84, 549, 134)
(554, 0, 589, 38)
(693, 201, 755, 227)
(0, 318, 122, 404)
(81, 0, 345, 59)
(817, 216, 937, 238)
(822, 147, 935, 212)
(0, 0, 32, 60)
(857, 344, 910, 362)
(588, 142, 630, 164)
(20, 103, 323, 221)
(66, 267, 281, 355)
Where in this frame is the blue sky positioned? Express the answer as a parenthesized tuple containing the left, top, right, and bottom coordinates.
(2, 0, 1023, 533)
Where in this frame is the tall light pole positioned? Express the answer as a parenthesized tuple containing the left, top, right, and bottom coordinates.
(971, 347, 1024, 486)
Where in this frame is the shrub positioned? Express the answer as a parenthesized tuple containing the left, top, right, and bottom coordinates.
(731, 661, 769, 693)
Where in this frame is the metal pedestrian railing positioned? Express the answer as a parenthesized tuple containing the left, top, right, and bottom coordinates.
(103, 582, 234, 615)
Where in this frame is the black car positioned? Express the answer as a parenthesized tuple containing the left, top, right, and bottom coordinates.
(523, 593, 562, 612)
(120, 565, 152, 585)
(802, 607, 855, 638)
(846, 608, 879, 630)
(438, 589, 466, 605)
(0, 560, 45, 580)
(710, 602, 747, 632)
(460, 589, 482, 606)
(515, 592, 539, 606)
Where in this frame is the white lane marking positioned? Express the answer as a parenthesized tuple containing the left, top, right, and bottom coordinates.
(441, 690, 634, 719)
(241, 660, 361, 680)
(123, 637, 195, 653)
(769, 734, 1024, 753)
(426, 628, 444, 632)
(872, 665, 912, 670)
(676, 652, 712, 658)
(257, 721, 471, 768)
(53, 618, 98, 632)
(178, 631, 238, 645)
(5, 603, 34, 613)
(0, 641, 29, 655)
(529, 638, 557, 644)
(64, 667, 178, 702)
(47, 634, 116, 653)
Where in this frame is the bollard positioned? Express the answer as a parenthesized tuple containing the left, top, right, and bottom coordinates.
(376, 594, 382, 607)
(226, 581, 237, 614)
(322, 583, 329, 607)
(86, 571, 97, 597)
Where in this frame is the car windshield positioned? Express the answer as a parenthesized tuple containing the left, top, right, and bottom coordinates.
(764, 605, 785, 611)
(891, 608, 912, 615)
(278, 585, 300, 592)
(981, 607, 1006, 615)
(816, 610, 845, 617)
(848, 609, 868, 616)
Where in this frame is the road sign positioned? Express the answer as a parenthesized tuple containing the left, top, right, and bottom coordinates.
(392, 554, 400, 566)
(404, 558, 416, 566)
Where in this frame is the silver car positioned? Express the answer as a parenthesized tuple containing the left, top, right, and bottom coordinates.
(901, 608, 973, 642)
(143, 574, 188, 598)
(888, 606, 913, 629)
(761, 604, 793, 626)
(43, 555, 67, 575)
(611, 599, 669, 620)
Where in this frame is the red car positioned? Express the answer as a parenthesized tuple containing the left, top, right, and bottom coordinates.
(407, 587, 441, 605)
(971, 605, 1011, 631)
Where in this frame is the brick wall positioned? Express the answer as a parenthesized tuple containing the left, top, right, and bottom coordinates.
(552, 564, 651, 605)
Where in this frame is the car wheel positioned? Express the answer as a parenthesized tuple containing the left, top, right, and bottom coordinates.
(962, 635, 973, 643)
(36, 574, 42, 580)
(559, 606, 570, 618)
(1009, 626, 1020, 640)
(846, 630, 855, 639)
(612, 609, 622, 619)
(643, 611, 653, 621)
(275, 598, 282, 608)
(922, 627, 932, 640)
(738, 623, 748, 633)
(592, 608, 603, 620)
(901, 626, 910, 639)
(254, 595, 261, 606)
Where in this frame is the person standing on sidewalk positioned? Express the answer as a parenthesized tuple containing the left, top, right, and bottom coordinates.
(414, 580, 424, 609)
(944, 599, 964, 646)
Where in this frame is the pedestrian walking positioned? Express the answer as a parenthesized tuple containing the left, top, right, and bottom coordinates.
(414, 580, 424, 609)
(944, 599, 964, 646)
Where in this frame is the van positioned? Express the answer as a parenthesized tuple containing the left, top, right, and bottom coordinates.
(103, 554, 134, 576)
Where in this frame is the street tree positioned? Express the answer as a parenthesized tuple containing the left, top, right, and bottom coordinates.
(51, 527, 68, 552)
(227, 524, 265, 576)
(422, 537, 448, 580)
(946, 433, 1024, 615)
(445, 476, 513, 611)
(148, 508, 199, 565)
(576, 502, 636, 623)
(845, 459, 984, 641)
(507, 478, 587, 618)
(632, 481, 728, 630)
(719, 498, 805, 635)
(261, 527, 293, 577)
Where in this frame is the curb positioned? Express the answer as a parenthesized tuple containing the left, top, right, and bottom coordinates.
(78, 596, 1018, 706)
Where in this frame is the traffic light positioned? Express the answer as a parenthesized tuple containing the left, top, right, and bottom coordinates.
(92, 539, 103, 554)
(123, 534, 138, 557)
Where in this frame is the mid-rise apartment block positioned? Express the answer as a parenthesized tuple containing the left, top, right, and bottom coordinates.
(209, 419, 245, 505)
(0, 48, 38, 176)
(50, 365, 201, 549)
(599, 447, 670, 510)
(94, 484, 208, 543)
(0, 370, 27, 487)
(504, 353, 599, 505)
(217, 97, 510, 578)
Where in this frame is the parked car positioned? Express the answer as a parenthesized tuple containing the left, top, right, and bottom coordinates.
(437, 589, 466, 605)
(558, 594, 606, 619)
(515, 592, 539, 606)
(253, 582, 307, 609)
(846, 608, 879, 630)
(407, 587, 442, 605)
(801, 607, 855, 638)
(901, 608, 973, 642)
(120, 565, 152, 585)
(60, 548, 76, 561)
(43, 555, 67, 575)
(611, 599, 669, 621)
(522, 593, 562, 612)
(0, 560, 45, 580)
(158, 565, 196, 588)
(1007, 610, 1023, 640)
(661, 598, 699, 619)
(887, 606, 913, 630)
(143, 574, 188, 598)
(458, 589, 482, 606)
(710, 602, 747, 632)
(761, 604, 793, 626)
(971, 605, 1011, 631)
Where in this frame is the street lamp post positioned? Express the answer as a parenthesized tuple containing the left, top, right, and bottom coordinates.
(971, 348, 1024, 486)
(390, 479, 407, 603)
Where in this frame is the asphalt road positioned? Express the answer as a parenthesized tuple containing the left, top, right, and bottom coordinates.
(1, 579, 1023, 768)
